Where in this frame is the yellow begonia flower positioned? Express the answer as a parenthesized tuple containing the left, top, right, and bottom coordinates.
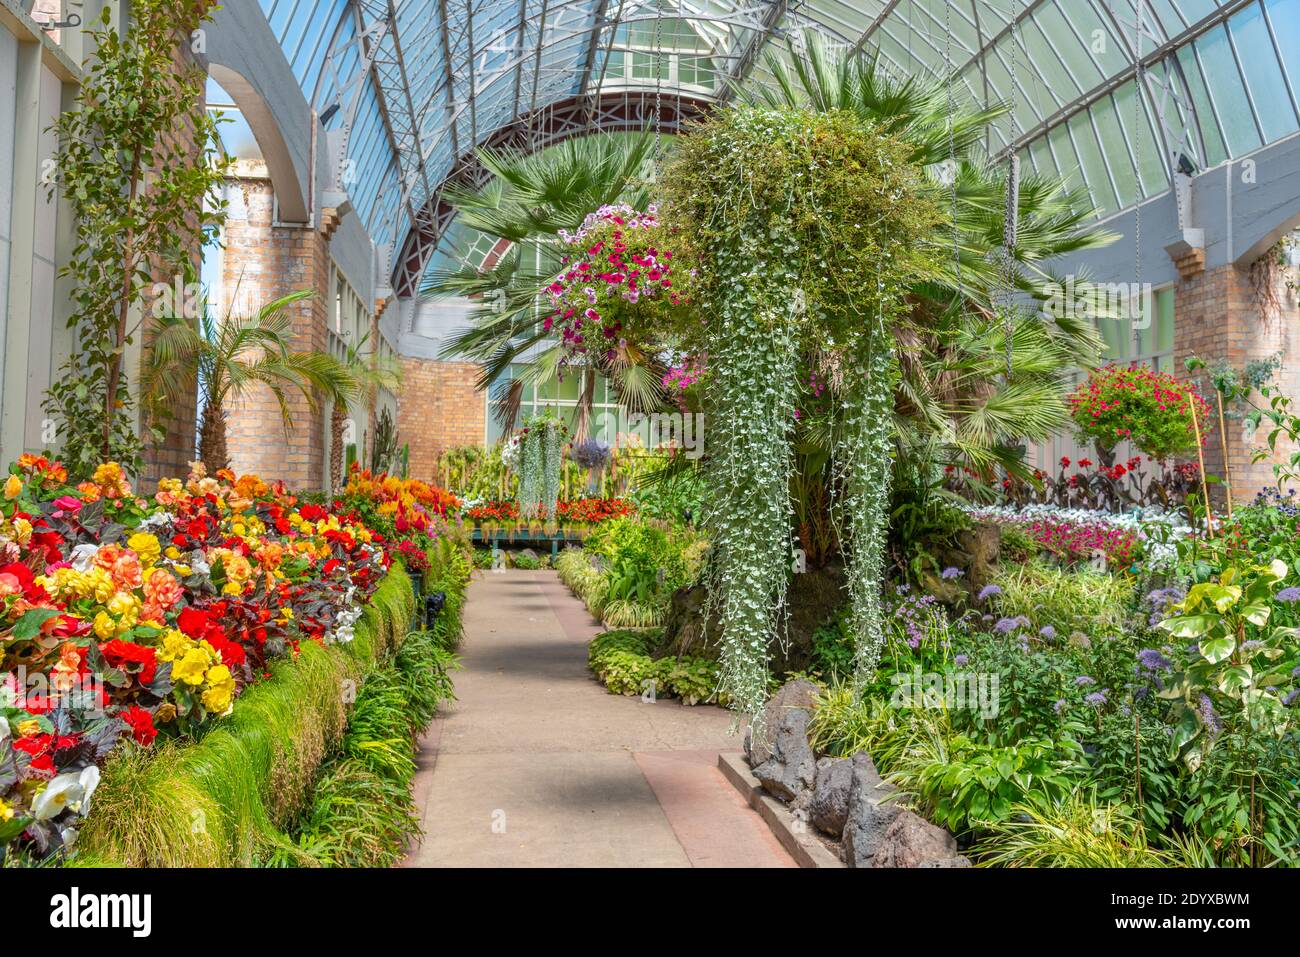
(201, 665, 236, 714)
(222, 581, 243, 596)
(93, 611, 116, 641)
(12, 517, 32, 545)
(158, 630, 193, 663)
(0, 798, 13, 822)
(16, 719, 41, 738)
(127, 532, 161, 566)
(3, 475, 22, 500)
(165, 546, 182, 561)
(173, 648, 211, 686)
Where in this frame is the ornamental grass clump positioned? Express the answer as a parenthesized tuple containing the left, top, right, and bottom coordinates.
(662, 106, 943, 720)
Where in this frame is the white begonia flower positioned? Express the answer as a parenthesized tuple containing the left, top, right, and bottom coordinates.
(69, 543, 99, 573)
(31, 771, 86, 821)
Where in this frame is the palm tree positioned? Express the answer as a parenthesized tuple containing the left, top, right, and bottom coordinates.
(741, 30, 1120, 478)
(142, 288, 355, 473)
(423, 132, 665, 434)
(329, 330, 402, 490)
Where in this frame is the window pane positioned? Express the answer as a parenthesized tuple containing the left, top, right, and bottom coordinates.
(1176, 46, 1228, 167)
(1195, 25, 1262, 156)
(1229, 2, 1298, 144)
(1112, 79, 1169, 198)
(1091, 95, 1140, 208)
(1068, 111, 1119, 215)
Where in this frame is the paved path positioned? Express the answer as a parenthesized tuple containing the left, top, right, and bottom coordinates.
(405, 569, 794, 868)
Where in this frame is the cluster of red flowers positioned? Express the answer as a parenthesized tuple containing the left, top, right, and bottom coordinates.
(466, 498, 635, 525)
(466, 501, 520, 522)
(1058, 454, 1146, 482)
(1068, 364, 1210, 462)
(1027, 517, 1142, 567)
(556, 498, 634, 524)
(395, 538, 430, 573)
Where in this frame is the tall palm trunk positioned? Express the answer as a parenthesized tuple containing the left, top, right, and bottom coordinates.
(198, 400, 229, 474)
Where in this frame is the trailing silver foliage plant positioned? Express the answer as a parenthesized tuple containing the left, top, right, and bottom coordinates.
(664, 106, 941, 724)
(517, 414, 565, 520)
(834, 314, 899, 688)
(704, 290, 800, 719)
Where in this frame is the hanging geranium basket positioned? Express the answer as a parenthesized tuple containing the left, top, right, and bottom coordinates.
(1069, 364, 1210, 462)
(544, 204, 697, 366)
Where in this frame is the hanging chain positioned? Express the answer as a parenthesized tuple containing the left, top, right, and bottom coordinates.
(1133, 2, 1144, 337)
(1003, 0, 1023, 381)
(653, 1, 664, 161)
(943, 0, 961, 299)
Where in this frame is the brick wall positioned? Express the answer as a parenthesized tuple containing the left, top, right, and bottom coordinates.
(398, 358, 485, 482)
(1173, 260, 1300, 502)
(220, 168, 334, 490)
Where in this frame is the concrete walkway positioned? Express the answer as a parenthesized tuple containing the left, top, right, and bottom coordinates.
(405, 569, 794, 868)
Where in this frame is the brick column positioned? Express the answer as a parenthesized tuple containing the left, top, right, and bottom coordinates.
(219, 167, 333, 490)
(398, 358, 486, 483)
(1173, 260, 1300, 502)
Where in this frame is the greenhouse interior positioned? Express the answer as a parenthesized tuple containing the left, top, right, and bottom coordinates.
(1, 0, 1299, 895)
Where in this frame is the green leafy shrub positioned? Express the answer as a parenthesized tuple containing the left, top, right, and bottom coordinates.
(811, 615, 854, 681)
(998, 523, 1037, 564)
(586, 629, 722, 704)
(897, 730, 1083, 833)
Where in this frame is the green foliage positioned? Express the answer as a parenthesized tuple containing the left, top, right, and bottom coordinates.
(997, 523, 1037, 564)
(663, 105, 941, 717)
(1156, 560, 1295, 771)
(629, 466, 707, 524)
(992, 561, 1135, 641)
(517, 413, 565, 520)
(897, 730, 1082, 833)
(579, 517, 697, 628)
(974, 793, 1183, 868)
(587, 629, 723, 706)
(143, 288, 355, 473)
(811, 615, 855, 682)
(46, 1, 230, 478)
(271, 551, 467, 868)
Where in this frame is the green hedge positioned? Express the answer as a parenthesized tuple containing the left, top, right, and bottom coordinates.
(268, 544, 469, 867)
(73, 565, 417, 867)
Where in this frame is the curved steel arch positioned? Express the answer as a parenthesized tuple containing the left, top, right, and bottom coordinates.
(391, 88, 713, 299)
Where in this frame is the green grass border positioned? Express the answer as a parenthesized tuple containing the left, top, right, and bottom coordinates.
(73, 565, 416, 867)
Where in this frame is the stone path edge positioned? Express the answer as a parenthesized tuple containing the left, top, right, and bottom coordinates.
(717, 752, 845, 869)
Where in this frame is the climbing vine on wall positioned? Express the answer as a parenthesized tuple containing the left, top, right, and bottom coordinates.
(517, 413, 566, 520)
(663, 107, 942, 720)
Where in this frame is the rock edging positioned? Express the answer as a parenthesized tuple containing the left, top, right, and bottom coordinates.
(744, 680, 972, 869)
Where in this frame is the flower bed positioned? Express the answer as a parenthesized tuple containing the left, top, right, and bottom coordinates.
(463, 497, 635, 541)
(963, 502, 1193, 570)
(0, 456, 449, 863)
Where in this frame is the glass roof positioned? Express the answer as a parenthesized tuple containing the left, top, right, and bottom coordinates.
(258, 0, 1300, 291)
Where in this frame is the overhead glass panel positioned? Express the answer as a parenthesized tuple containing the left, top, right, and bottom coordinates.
(1194, 24, 1262, 156)
(1229, 1, 1298, 143)
(251, 0, 1300, 289)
